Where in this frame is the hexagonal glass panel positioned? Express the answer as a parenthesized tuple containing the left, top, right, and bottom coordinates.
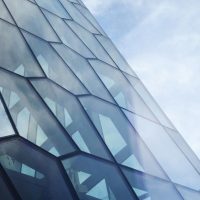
(62, 155, 135, 200)
(0, 69, 75, 156)
(0, 139, 74, 200)
(31, 79, 111, 160)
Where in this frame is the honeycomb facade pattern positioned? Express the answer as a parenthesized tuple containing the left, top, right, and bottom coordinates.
(0, 0, 200, 199)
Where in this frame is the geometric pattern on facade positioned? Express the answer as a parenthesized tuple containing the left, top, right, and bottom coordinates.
(0, 0, 200, 199)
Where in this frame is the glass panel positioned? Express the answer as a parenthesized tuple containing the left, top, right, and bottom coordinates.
(59, 0, 99, 33)
(74, 3, 106, 35)
(4, 0, 59, 41)
(123, 168, 182, 200)
(165, 128, 200, 173)
(31, 79, 111, 160)
(0, 69, 75, 156)
(124, 110, 200, 190)
(35, 0, 70, 18)
(96, 35, 136, 76)
(176, 185, 200, 200)
(43, 10, 94, 58)
(126, 74, 175, 129)
(0, 139, 74, 200)
(0, 20, 44, 77)
(66, 20, 116, 66)
(0, 98, 15, 137)
(0, 170, 15, 200)
(23, 31, 88, 95)
(89, 60, 158, 122)
(79, 96, 167, 179)
(0, 0, 13, 23)
(52, 43, 115, 103)
(62, 155, 135, 200)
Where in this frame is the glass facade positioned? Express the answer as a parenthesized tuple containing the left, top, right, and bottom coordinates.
(0, 0, 199, 199)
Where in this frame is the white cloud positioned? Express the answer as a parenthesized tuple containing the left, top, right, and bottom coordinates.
(83, 0, 200, 158)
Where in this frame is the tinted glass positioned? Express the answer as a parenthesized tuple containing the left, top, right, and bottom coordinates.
(23, 31, 88, 95)
(31, 79, 111, 160)
(80, 96, 167, 179)
(0, 69, 75, 156)
(62, 155, 135, 200)
(52, 44, 115, 103)
(0, 1, 13, 23)
(123, 168, 182, 200)
(0, 139, 74, 200)
(0, 20, 44, 77)
(43, 10, 94, 58)
(4, 0, 59, 41)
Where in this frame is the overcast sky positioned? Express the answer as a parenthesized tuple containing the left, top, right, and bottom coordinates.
(83, 0, 200, 158)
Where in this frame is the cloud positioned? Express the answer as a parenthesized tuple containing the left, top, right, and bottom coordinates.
(83, 0, 200, 158)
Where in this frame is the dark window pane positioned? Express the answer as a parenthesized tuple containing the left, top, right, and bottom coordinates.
(4, 0, 59, 41)
(0, 20, 44, 77)
(0, 139, 74, 200)
(62, 155, 135, 200)
(0, 98, 15, 137)
(0, 69, 75, 156)
(31, 79, 111, 160)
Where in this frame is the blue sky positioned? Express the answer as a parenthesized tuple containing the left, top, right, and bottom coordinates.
(83, 0, 200, 158)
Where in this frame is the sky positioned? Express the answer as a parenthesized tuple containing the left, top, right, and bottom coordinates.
(83, 0, 200, 158)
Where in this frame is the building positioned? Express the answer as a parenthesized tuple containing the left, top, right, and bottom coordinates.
(0, 0, 200, 199)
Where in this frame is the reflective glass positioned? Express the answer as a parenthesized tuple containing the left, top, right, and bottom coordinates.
(62, 155, 135, 200)
(165, 128, 200, 173)
(0, 139, 74, 200)
(0, 98, 15, 137)
(74, 3, 106, 35)
(89, 60, 158, 122)
(176, 185, 200, 200)
(43, 10, 94, 58)
(52, 44, 115, 103)
(59, 0, 99, 33)
(0, 1, 13, 23)
(23, 31, 88, 95)
(80, 96, 167, 179)
(0, 69, 75, 156)
(0, 170, 15, 200)
(0, 20, 44, 77)
(96, 35, 136, 76)
(124, 110, 200, 190)
(31, 79, 111, 160)
(35, 0, 71, 18)
(66, 20, 116, 66)
(123, 168, 182, 200)
(4, 0, 59, 41)
(126, 74, 175, 129)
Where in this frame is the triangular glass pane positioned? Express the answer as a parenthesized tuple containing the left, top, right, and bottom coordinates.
(78, 171, 91, 184)
(87, 179, 109, 199)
